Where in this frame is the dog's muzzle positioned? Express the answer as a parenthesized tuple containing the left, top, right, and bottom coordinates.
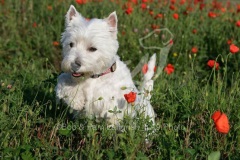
(71, 60, 84, 77)
(71, 59, 81, 71)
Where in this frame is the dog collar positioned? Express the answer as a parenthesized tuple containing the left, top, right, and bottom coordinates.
(90, 62, 116, 78)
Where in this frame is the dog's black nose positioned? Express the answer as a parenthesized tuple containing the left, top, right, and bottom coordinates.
(71, 59, 81, 71)
(75, 59, 81, 67)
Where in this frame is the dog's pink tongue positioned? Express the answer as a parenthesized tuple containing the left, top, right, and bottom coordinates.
(72, 73, 82, 77)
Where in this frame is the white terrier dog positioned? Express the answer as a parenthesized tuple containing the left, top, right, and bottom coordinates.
(55, 5, 156, 127)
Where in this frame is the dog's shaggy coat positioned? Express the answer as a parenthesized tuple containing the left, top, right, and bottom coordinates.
(55, 5, 156, 126)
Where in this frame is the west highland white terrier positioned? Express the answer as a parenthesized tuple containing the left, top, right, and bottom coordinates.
(55, 5, 156, 128)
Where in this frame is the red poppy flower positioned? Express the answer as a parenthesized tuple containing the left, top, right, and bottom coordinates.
(142, 64, 148, 74)
(194, 0, 203, 4)
(169, 5, 176, 11)
(47, 5, 52, 11)
(76, 0, 87, 5)
(164, 64, 174, 75)
(124, 92, 137, 103)
(149, 10, 154, 16)
(235, 20, 240, 27)
(154, 13, 163, 19)
(192, 29, 197, 34)
(208, 12, 217, 18)
(1, 0, 5, 5)
(32, 22, 37, 28)
(179, 0, 186, 5)
(199, 3, 205, 10)
(211, 110, 221, 122)
(173, 13, 179, 20)
(230, 44, 239, 54)
(131, 0, 138, 5)
(191, 47, 198, 54)
(211, 111, 230, 134)
(207, 60, 219, 70)
(142, 64, 157, 74)
(125, 7, 133, 15)
(227, 39, 232, 45)
(237, 4, 240, 13)
(141, 3, 147, 9)
(151, 24, 160, 30)
(53, 41, 60, 46)
(170, 0, 176, 4)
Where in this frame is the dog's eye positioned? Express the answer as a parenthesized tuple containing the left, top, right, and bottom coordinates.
(69, 42, 74, 48)
(88, 47, 97, 52)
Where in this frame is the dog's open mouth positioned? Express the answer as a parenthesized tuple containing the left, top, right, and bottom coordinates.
(72, 72, 84, 77)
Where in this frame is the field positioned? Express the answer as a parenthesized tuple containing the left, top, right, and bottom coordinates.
(1, 0, 240, 159)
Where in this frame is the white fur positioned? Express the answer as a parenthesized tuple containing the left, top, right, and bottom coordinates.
(55, 5, 156, 126)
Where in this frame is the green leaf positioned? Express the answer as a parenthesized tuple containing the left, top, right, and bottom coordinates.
(185, 148, 196, 156)
(208, 151, 220, 160)
(21, 151, 34, 160)
(58, 128, 71, 136)
(121, 86, 127, 90)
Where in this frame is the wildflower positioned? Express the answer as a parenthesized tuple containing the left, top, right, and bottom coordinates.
(149, 10, 154, 16)
(142, 64, 148, 74)
(235, 20, 240, 27)
(173, 13, 179, 20)
(141, 3, 147, 10)
(170, 0, 176, 4)
(124, 92, 137, 103)
(32, 22, 37, 28)
(7, 84, 12, 89)
(154, 13, 163, 19)
(237, 4, 240, 13)
(0, 0, 4, 5)
(199, 3, 205, 10)
(53, 41, 60, 46)
(173, 52, 178, 57)
(76, 0, 87, 5)
(169, 5, 176, 11)
(142, 0, 148, 3)
(211, 111, 230, 134)
(221, 8, 226, 13)
(169, 39, 174, 45)
(192, 29, 197, 34)
(125, 7, 133, 14)
(164, 64, 174, 75)
(211, 110, 221, 122)
(151, 24, 159, 30)
(179, 0, 186, 5)
(133, 28, 138, 33)
(227, 39, 232, 45)
(142, 64, 157, 74)
(191, 47, 198, 54)
(194, 0, 202, 4)
(230, 44, 239, 54)
(47, 5, 52, 11)
(207, 60, 219, 70)
(131, 0, 138, 5)
(208, 12, 217, 18)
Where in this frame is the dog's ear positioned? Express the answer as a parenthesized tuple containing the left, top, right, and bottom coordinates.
(65, 5, 80, 25)
(106, 11, 118, 39)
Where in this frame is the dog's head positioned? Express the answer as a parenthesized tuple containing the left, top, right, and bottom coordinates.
(61, 5, 119, 78)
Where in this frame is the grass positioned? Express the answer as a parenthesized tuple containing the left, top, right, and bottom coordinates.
(0, 0, 240, 159)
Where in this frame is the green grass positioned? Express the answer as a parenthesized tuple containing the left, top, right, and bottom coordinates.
(1, 0, 240, 159)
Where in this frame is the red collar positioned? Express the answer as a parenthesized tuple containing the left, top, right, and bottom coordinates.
(90, 62, 116, 78)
